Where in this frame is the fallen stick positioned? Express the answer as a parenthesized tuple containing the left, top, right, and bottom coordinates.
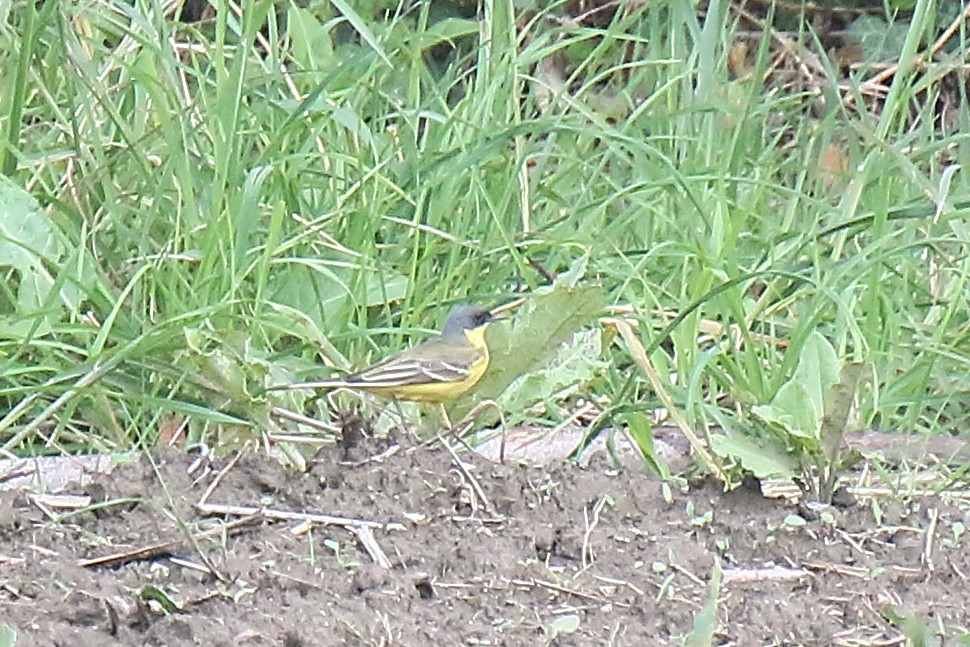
(79, 513, 263, 568)
(196, 501, 389, 529)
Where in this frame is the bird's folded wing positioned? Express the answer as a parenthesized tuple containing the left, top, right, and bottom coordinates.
(348, 358, 468, 386)
(269, 340, 485, 391)
(347, 340, 482, 386)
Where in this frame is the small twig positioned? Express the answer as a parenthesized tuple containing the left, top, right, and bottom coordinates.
(28, 497, 58, 522)
(0, 466, 34, 485)
(28, 493, 93, 510)
(848, 485, 970, 499)
(668, 562, 706, 587)
(581, 496, 607, 570)
(533, 578, 630, 608)
(526, 257, 556, 283)
(186, 442, 213, 479)
(148, 445, 231, 582)
(197, 446, 247, 506)
(835, 529, 873, 557)
(349, 525, 392, 569)
(79, 513, 263, 568)
(197, 501, 390, 529)
(168, 556, 213, 575)
(289, 519, 313, 537)
(802, 561, 869, 578)
(437, 437, 493, 515)
(950, 557, 967, 581)
(269, 570, 327, 590)
(337, 443, 400, 468)
(450, 516, 506, 525)
(270, 405, 341, 434)
(265, 434, 332, 446)
(721, 565, 810, 584)
(592, 574, 645, 596)
(432, 580, 478, 590)
(730, 2, 824, 85)
(922, 507, 938, 571)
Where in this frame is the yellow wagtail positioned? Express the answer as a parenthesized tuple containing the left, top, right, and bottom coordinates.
(271, 305, 498, 403)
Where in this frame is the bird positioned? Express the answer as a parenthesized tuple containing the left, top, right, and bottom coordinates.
(268, 305, 499, 404)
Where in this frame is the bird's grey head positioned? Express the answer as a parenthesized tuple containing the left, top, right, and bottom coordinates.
(440, 305, 494, 338)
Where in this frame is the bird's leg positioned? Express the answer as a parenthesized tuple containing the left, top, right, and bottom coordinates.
(437, 403, 453, 432)
(449, 399, 507, 463)
(421, 403, 477, 454)
(390, 397, 417, 438)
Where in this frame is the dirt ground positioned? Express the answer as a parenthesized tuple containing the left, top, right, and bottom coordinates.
(2, 433, 969, 647)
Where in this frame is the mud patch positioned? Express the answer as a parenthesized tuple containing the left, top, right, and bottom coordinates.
(2, 439, 968, 646)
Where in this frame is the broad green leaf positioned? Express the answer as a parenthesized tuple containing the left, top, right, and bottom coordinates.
(410, 18, 479, 51)
(496, 329, 606, 417)
(753, 380, 817, 439)
(753, 332, 840, 439)
(332, 105, 374, 145)
(179, 327, 269, 403)
(15, 265, 52, 312)
(268, 261, 409, 330)
(0, 177, 74, 335)
(710, 431, 795, 478)
(287, 6, 334, 71)
(794, 333, 840, 416)
(783, 514, 807, 527)
(0, 176, 60, 269)
(473, 280, 605, 401)
(847, 15, 912, 62)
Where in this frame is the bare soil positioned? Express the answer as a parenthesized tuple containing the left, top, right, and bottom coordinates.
(2, 435, 968, 646)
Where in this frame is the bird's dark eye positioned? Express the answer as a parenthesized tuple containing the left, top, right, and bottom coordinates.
(477, 311, 493, 326)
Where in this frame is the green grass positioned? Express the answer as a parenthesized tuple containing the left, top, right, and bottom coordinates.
(0, 0, 967, 470)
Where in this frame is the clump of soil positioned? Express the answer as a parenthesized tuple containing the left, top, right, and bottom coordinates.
(1, 437, 967, 646)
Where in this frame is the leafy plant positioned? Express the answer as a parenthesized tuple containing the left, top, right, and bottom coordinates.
(0, 0, 966, 461)
(0, 177, 82, 337)
(683, 558, 721, 647)
(713, 332, 870, 503)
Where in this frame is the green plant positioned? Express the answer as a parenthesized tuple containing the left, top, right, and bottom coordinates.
(0, 0, 965, 462)
(712, 332, 870, 502)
